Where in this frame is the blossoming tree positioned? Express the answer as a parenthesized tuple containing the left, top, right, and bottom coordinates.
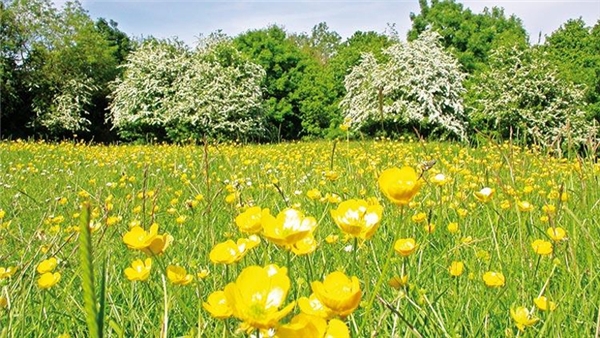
(339, 30, 468, 140)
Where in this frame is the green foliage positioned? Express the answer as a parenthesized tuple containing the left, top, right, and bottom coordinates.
(1, 0, 122, 139)
(542, 19, 600, 123)
(340, 31, 467, 140)
(468, 45, 596, 147)
(408, 0, 528, 72)
(233, 25, 308, 140)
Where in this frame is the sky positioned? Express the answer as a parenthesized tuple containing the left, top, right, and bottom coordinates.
(57, 0, 600, 46)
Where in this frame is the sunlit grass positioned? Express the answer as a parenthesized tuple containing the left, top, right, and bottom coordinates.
(0, 138, 599, 337)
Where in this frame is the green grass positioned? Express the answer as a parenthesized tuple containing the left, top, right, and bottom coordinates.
(0, 138, 599, 337)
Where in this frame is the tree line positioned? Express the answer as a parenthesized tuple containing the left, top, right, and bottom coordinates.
(1, 0, 599, 147)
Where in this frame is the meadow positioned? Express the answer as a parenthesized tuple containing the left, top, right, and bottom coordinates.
(0, 138, 599, 337)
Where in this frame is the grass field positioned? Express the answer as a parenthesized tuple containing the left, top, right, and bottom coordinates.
(0, 138, 599, 337)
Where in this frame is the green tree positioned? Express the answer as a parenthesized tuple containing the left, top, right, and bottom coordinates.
(233, 25, 308, 140)
(542, 18, 600, 123)
(1, 0, 120, 138)
(408, 0, 528, 72)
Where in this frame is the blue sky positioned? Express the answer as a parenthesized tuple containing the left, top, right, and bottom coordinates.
(58, 1, 599, 46)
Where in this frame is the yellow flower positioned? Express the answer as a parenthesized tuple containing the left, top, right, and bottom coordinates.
(311, 271, 361, 318)
(0, 209, 5, 219)
(122, 224, 172, 255)
(0, 296, 7, 309)
(166, 265, 193, 285)
(448, 261, 464, 277)
(482, 271, 505, 288)
(291, 234, 318, 256)
(325, 318, 350, 338)
(324, 170, 339, 181)
(235, 206, 270, 234)
(510, 306, 539, 331)
(430, 173, 450, 186)
(306, 189, 322, 201)
(203, 290, 233, 319)
(546, 227, 566, 241)
(534, 296, 557, 311)
(447, 222, 459, 234)
(197, 268, 210, 279)
(531, 239, 553, 256)
(517, 201, 534, 212)
(38, 272, 61, 289)
(298, 293, 334, 319)
(209, 239, 246, 265)
(500, 200, 511, 209)
(474, 187, 494, 203)
(262, 208, 317, 248)
(378, 167, 423, 206)
(277, 313, 327, 338)
(224, 264, 295, 331)
(122, 224, 159, 250)
(106, 216, 122, 226)
(423, 223, 435, 234)
(36, 257, 58, 274)
(325, 234, 339, 244)
(0, 266, 17, 279)
(388, 275, 409, 289)
(411, 212, 427, 223)
(330, 199, 383, 240)
(541, 204, 556, 215)
(124, 258, 152, 281)
(394, 238, 417, 257)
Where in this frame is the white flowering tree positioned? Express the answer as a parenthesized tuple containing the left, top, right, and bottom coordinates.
(340, 31, 467, 139)
(108, 35, 265, 141)
(107, 38, 190, 138)
(468, 46, 596, 147)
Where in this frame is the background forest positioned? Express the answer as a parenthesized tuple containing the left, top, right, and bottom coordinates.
(1, 0, 599, 146)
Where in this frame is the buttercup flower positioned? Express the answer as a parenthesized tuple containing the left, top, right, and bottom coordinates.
(38, 272, 61, 289)
(510, 306, 539, 331)
(311, 271, 361, 318)
(378, 167, 423, 206)
(325, 318, 350, 338)
(534, 296, 557, 311)
(262, 208, 317, 248)
(209, 238, 252, 265)
(298, 293, 334, 319)
(483, 271, 505, 287)
(546, 227, 566, 241)
(124, 258, 152, 281)
(166, 265, 193, 285)
(224, 264, 295, 332)
(36, 257, 58, 274)
(474, 187, 495, 203)
(531, 239, 553, 256)
(411, 212, 427, 223)
(430, 173, 450, 186)
(277, 313, 327, 338)
(394, 238, 417, 257)
(517, 201, 534, 212)
(330, 199, 383, 240)
(235, 206, 270, 234)
(449, 261, 464, 277)
(388, 275, 409, 289)
(0, 266, 17, 279)
(291, 234, 317, 256)
(123, 223, 172, 255)
(203, 290, 233, 319)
